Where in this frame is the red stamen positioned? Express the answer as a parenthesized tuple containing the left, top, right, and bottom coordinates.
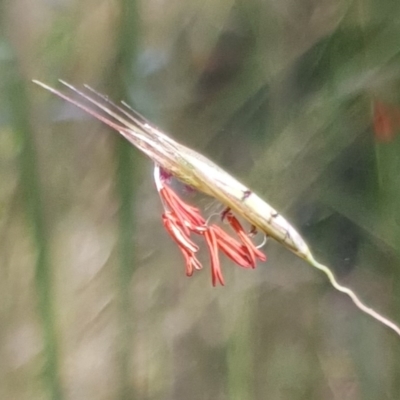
(212, 225, 253, 268)
(162, 213, 203, 277)
(158, 182, 266, 285)
(162, 213, 199, 253)
(181, 246, 203, 277)
(204, 227, 225, 286)
(226, 214, 267, 268)
(160, 186, 206, 233)
(221, 207, 231, 222)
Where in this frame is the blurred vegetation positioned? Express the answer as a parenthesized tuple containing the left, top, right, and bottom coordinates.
(1, 0, 400, 399)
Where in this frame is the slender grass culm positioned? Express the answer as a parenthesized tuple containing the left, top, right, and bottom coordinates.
(33, 79, 400, 338)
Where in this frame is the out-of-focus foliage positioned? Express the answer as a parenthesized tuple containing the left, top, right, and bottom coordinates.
(1, 0, 400, 399)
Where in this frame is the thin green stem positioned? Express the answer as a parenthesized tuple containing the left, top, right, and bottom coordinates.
(9, 71, 63, 398)
(115, 135, 136, 400)
(113, 1, 140, 398)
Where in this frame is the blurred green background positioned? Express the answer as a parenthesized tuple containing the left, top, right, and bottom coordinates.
(2, 0, 400, 399)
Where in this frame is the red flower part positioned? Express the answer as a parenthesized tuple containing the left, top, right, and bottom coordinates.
(162, 213, 199, 253)
(162, 213, 202, 276)
(211, 225, 253, 268)
(220, 207, 231, 221)
(372, 99, 400, 143)
(204, 227, 225, 286)
(226, 213, 267, 268)
(159, 167, 173, 182)
(373, 100, 395, 142)
(159, 186, 206, 234)
(180, 246, 203, 277)
(156, 169, 267, 285)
